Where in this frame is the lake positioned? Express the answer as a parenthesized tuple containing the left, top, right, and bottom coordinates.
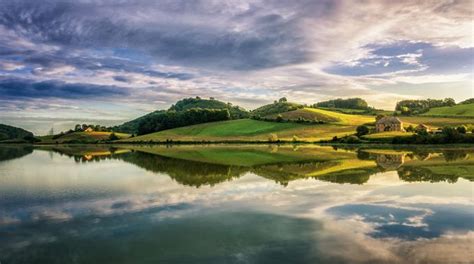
(0, 144, 473, 264)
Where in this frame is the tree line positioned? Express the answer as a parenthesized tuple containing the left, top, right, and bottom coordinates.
(395, 98, 456, 115)
(314, 98, 369, 110)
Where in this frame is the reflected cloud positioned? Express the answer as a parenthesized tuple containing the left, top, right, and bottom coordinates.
(0, 145, 473, 263)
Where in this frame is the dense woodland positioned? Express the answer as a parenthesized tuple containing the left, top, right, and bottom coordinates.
(395, 98, 456, 115)
(314, 98, 369, 110)
(137, 108, 231, 135)
(0, 124, 36, 142)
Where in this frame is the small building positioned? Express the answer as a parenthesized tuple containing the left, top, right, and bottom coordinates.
(84, 127, 94, 132)
(375, 116, 404, 132)
(376, 153, 405, 170)
(415, 124, 430, 133)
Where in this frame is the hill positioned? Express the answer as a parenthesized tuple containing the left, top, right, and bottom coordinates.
(264, 107, 374, 125)
(459, 98, 474, 105)
(112, 97, 249, 134)
(111, 110, 166, 134)
(0, 124, 36, 143)
(38, 131, 130, 144)
(120, 114, 373, 143)
(314, 97, 369, 110)
(251, 98, 303, 117)
(421, 103, 474, 117)
(169, 97, 249, 119)
(395, 98, 456, 115)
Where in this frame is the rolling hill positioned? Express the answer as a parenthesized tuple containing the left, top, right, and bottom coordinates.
(38, 131, 130, 144)
(0, 124, 36, 143)
(112, 97, 249, 134)
(120, 110, 375, 143)
(421, 103, 474, 117)
(250, 99, 304, 117)
(265, 107, 374, 125)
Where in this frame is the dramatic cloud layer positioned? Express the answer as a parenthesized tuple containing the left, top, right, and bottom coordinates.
(0, 0, 472, 133)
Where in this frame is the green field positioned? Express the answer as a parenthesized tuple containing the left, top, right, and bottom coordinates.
(121, 118, 365, 142)
(362, 131, 415, 142)
(421, 103, 474, 117)
(266, 107, 375, 125)
(398, 116, 474, 128)
(121, 105, 474, 143)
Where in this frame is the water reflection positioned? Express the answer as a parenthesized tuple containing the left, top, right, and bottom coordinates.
(36, 145, 473, 186)
(0, 145, 33, 162)
(0, 144, 472, 263)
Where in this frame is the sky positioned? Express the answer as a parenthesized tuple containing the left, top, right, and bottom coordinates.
(0, 0, 473, 134)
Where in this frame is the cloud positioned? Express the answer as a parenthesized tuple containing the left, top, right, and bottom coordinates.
(0, 78, 129, 99)
(0, 0, 315, 70)
(0, 0, 472, 131)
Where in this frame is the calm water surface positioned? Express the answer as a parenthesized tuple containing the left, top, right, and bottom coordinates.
(0, 144, 473, 264)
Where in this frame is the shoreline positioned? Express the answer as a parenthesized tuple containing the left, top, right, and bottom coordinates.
(1, 141, 473, 148)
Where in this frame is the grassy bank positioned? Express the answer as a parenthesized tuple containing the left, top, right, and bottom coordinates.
(421, 103, 474, 117)
(120, 119, 363, 143)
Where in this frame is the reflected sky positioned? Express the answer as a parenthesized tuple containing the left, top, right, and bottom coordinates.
(0, 145, 473, 263)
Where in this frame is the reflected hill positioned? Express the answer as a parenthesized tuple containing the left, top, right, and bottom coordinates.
(397, 150, 473, 183)
(119, 151, 247, 187)
(35, 145, 474, 187)
(0, 145, 33, 162)
(36, 145, 131, 162)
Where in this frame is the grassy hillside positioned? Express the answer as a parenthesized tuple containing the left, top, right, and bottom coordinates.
(266, 108, 375, 125)
(251, 100, 303, 117)
(170, 97, 249, 118)
(38, 131, 130, 144)
(111, 110, 166, 134)
(362, 131, 415, 142)
(421, 103, 474, 117)
(121, 116, 370, 143)
(121, 105, 474, 143)
(112, 97, 249, 134)
(398, 116, 474, 127)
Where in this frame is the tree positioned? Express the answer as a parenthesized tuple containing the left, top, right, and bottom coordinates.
(108, 133, 119, 141)
(457, 126, 467, 134)
(315, 98, 369, 110)
(356, 125, 369, 137)
(376, 114, 385, 121)
(460, 98, 474, 105)
(75, 124, 82, 131)
(395, 98, 456, 115)
(278, 97, 288, 103)
(276, 114, 283, 122)
(401, 106, 410, 115)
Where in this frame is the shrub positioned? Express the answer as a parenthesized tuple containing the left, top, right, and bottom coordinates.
(457, 126, 467, 134)
(108, 133, 119, 141)
(342, 135, 361, 144)
(356, 125, 369, 137)
(268, 133, 279, 142)
(276, 114, 283, 122)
